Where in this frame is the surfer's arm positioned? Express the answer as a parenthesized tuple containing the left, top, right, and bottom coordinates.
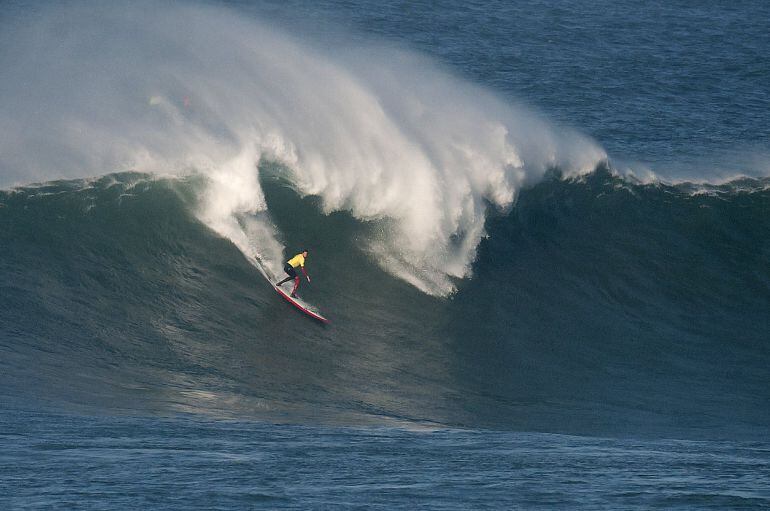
(301, 266, 310, 282)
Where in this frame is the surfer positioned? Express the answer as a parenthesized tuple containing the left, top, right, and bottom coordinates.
(276, 250, 311, 298)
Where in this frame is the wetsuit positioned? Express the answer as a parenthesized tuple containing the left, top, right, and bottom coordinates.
(276, 253, 308, 296)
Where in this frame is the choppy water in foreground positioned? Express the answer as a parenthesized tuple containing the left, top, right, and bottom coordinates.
(2, 410, 769, 510)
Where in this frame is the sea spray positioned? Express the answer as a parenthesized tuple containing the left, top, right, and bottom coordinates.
(0, 1, 605, 294)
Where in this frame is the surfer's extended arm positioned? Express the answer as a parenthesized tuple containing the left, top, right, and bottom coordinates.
(301, 265, 310, 282)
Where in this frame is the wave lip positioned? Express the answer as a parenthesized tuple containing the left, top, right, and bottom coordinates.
(0, 0, 605, 295)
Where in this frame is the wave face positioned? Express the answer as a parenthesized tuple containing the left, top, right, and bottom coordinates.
(1, 169, 768, 438)
(0, 1, 604, 296)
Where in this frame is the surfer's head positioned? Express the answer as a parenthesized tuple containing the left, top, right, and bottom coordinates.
(302, 250, 308, 257)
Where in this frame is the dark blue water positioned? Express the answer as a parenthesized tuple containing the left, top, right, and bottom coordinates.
(2, 0, 769, 508)
(3, 410, 769, 510)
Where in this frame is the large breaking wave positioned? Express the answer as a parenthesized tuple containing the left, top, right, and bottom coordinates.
(0, 1, 604, 295)
(1, 170, 768, 438)
(2, 1, 768, 440)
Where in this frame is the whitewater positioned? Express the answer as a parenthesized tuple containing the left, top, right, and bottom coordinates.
(0, 1, 605, 296)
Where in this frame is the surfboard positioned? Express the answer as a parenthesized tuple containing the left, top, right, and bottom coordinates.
(248, 255, 329, 324)
(273, 284, 330, 324)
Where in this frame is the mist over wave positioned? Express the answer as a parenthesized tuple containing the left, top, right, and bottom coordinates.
(0, 0, 605, 295)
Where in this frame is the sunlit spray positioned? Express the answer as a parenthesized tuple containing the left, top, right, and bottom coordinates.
(0, 1, 606, 295)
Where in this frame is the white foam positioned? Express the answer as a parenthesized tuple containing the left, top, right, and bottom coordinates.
(0, 1, 606, 295)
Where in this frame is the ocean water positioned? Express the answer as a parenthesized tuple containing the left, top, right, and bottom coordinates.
(1, 0, 769, 509)
(3, 410, 769, 510)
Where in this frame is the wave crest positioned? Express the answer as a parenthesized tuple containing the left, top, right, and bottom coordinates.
(0, 1, 606, 294)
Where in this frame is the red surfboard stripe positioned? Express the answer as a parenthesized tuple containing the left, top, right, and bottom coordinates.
(274, 286, 330, 324)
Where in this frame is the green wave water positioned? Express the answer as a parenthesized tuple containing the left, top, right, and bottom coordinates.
(2, 167, 768, 439)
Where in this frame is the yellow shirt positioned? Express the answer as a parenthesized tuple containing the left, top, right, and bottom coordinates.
(287, 253, 305, 268)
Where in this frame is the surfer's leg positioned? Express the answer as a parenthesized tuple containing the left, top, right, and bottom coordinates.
(291, 276, 300, 297)
(276, 275, 292, 286)
(276, 264, 296, 286)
